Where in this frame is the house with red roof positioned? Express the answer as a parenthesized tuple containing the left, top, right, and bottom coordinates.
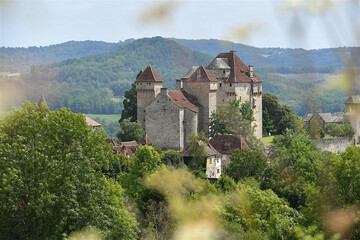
(209, 134, 252, 173)
(135, 51, 263, 151)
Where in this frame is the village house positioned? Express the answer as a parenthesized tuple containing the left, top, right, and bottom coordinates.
(136, 51, 263, 151)
(181, 140, 223, 179)
(303, 112, 344, 129)
(209, 134, 252, 173)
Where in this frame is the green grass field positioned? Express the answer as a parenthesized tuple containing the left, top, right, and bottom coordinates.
(262, 136, 274, 146)
(86, 114, 120, 123)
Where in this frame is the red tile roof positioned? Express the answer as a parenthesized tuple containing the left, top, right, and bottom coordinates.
(85, 116, 101, 127)
(135, 65, 164, 83)
(121, 141, 138, 146)
(168, 90, 199, 113)
(186, 66, 217, 83)
(216, 51, 262, 83)
(209, 134, 251, 155)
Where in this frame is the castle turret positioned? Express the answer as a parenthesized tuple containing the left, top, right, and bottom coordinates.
(135, 65, 163, 128)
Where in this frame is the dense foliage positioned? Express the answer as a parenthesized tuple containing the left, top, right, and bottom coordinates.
(209, 100, 259, 148)
(1, 102, 360, 239)
(0, 103, 138, 239)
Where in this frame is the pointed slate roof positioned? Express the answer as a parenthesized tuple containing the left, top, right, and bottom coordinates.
(186, 66, 217, 83)
(303, 112, 344, 124)
(182, 66, 199, 79)
(135, 65, 163, 83)
(207, 58, 231, 70)
(168, 90, 199, 112)
(216, 51, 262, 83)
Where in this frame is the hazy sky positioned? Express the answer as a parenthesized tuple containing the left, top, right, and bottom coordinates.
(1, 0, 359, 49)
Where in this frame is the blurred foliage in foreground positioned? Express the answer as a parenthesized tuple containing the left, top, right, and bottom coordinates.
(2, 102, 359, 239)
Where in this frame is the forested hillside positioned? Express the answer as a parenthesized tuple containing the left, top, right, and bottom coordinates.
(173, 38, 360, 69)
(0, 40, 126, 72)
(1, 37, 359, 115)
(1, 37, 212, 114)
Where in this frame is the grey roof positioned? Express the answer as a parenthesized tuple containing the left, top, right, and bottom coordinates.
(182, 66, 199, 79)
(345, 95, 360, 104)
(207, 58, 231, 70)
(302, 112, 314, 122)
(303, 112, 344, 123)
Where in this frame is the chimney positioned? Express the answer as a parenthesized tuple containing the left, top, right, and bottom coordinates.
(230, 51, 236, 81)
(249, 65, 254, 78)
(161, 88, 168, 95)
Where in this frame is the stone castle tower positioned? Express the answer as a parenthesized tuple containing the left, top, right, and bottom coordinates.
(136, 51, 263, 150)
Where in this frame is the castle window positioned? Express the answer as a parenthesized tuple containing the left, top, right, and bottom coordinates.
(230, 83, 232, 87)
(220, 83, 222, 87)
(209, 158, 212, 164)
(144, 110, 146, 112)
(223, 70, 225, 74)
(217, 169, 219, 174)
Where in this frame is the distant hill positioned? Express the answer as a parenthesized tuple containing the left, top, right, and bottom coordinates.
(172, 38, 360, 69)
(0, 40, 125, 72)
(1, 37, 359, 116)
(2, 37, 212, 114)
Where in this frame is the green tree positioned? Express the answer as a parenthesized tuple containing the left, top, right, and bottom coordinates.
(324, 123, 343, 137)
(278, 112, 307, 135)
(214, 175, 236, 192)
(0, 102, 139, 240)
(209, 99, 259, 148)
(335, 146, 360, 204)
(188, 132, 208, 172)
(119, 145, 162, 203)
(262, 108, 274, 134)
(221, 180, 300, 239)
(308, 118, 321, 140)
(262, 93, 292, 128)
(270, 130, 318, 209)
(161, 150, 184, 167)
(342, 123, 355, 137)
(119, 82, 137, 123)
(226, 149, 267, 182)
(117, 120, 145, 142)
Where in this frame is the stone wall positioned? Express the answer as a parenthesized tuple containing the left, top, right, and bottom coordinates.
(184, 108, 198, 146)
(183, 81, 216, 136)
(315, 137, 354, 154)
(145, 88, 184, 150)
(136, 82, 162, 128)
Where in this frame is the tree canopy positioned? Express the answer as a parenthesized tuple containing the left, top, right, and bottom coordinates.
(0, 102, 138, 239)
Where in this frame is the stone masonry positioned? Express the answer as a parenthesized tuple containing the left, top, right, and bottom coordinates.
(136, 51, 263, 150)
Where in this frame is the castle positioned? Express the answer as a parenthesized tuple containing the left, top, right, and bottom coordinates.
(135, 51, 263, 150)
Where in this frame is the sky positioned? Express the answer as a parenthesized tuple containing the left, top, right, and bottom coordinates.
(0, 0, 359, 49)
